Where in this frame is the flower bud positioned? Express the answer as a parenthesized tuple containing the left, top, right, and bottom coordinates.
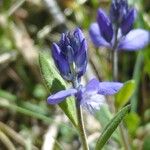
(51, 28, 87, 81)
(110, 0, 128, 25)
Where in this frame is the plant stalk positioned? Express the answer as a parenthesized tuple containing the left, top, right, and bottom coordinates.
(112, 27, 119, 81)
(113, 50, 130, 149)
(73, 78, 89, 150)
(112, 27, 130, 150)
(76, 102, 89, 150)
(112, 49, 118, 81)
(119, 124, 130, 150)
(131, 52, 143, 112)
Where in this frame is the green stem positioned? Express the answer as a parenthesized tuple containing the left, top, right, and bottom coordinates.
(73, 79, 89, 150)
(112, 49, 118, 81)
(115, 107, 130, 150)
(112, 27, 119, 81)
(131, 52, 143, 112)
(76, 102, 89, 150)
(112, 27, 130, 150)
(119, 124, 130, 150)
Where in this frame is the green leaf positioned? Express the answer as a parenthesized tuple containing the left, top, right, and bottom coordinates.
(39, 52, 77, 127)
(124, 112, 140, 135)
(95, 106, 121, 143)
(115, 80, 135, 109)
(95, 105, 130, 150)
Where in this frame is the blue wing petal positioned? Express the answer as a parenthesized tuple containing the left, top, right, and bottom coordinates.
(118, 29, 150, 51)
(47, 89, 77, 104)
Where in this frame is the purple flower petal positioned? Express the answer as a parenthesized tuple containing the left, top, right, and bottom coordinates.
(89, 23, 111, 48)
(74, 28, 85, 43)
(66, 45, 74, 64)
(118, 29, 150, 51)
(80, 38, 88, 55)
(75, 39, 87, 64)
(47, 89, 77, 104)
(52, 43, 61, 58)
(75, 39, 87, 77)
(52, 43, 70, 79)
(98, 82, 123, 95)
(97, 9, 113, 43)
(85, 78, 100, 93)
(58, 33, 65, 48)
(110, 0, 128, 24)
(121, 8, 137, 35)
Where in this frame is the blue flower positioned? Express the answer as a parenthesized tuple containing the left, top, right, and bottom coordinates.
(110, 0, 129, 26)
(47, 78, 123, 114)
(50, 27, 124, 113)
(89, 0, 150, 51)
(52, 28, 87, 81)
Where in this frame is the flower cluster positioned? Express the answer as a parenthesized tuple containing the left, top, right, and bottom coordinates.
(48, 28, 123, 114)
(51, 28, 87, 81)
(89, 0, 150, 51)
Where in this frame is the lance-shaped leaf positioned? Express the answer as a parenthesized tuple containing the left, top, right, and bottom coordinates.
(96, 106, 121, 143)
(39, 52, 77, 127)
(95, 105, 130, 150)
(115, 80, 135, 109)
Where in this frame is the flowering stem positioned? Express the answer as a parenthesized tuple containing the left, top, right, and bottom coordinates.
(119, 124, 130, 150)
(112, 49, 118, 81)
(73, 79, 89, 150)
(76, 102, 89, 150)
(113, 53, 130, 150)
(112, 27, 130, 150)
(112, 27, 119, 81)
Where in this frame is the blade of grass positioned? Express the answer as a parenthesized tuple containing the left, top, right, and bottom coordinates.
(131, 52, 144, 112)
(0, 98, 76, 132)
(0, 130, 16, 150)
(7, 0, 25, 17)
(95, 105, 130, 150)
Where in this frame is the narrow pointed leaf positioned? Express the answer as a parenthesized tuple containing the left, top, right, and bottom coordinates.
(95, 105, 130, 150)
(39, 52, 77, 127)
(96, 106, 121, 143)
(115, 80, 135, 109)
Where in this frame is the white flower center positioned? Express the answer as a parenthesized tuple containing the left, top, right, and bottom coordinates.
(80, 92, 106, 114)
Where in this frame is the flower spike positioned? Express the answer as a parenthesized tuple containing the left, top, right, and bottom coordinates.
(89, 0, 149, 51)
(51, 28, 87, 81)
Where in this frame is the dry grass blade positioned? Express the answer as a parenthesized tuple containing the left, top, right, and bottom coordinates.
(7, 0, 26, 16)
(0, 121, 26, 147)
(10, 22, 40, 81)
(42, 115, 64, 150)
(44, 0, 66, 24)
(0, 52, 17, 65)
(0, 130, 16, 150)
